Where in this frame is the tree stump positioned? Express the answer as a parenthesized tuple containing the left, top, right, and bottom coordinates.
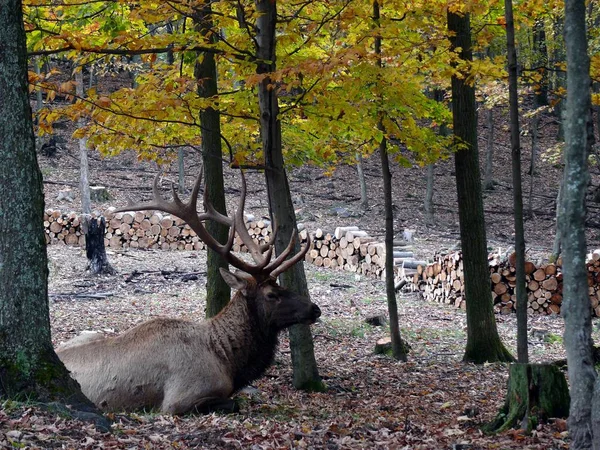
(89, 186, 111, 202)
(374, 337, 393, 356)
(484, 363, 569, 433)
(84, 216, 115, 275)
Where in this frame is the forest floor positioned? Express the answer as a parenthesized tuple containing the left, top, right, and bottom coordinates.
(3, 81, 600, 448)
(3, 245, 586, 449)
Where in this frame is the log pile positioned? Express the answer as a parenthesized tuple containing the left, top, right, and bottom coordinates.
(43, 210, 424, 280)
(45, 208, 206, 250)
(407, 249, 600, 317)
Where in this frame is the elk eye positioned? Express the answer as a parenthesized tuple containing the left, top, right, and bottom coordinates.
(267, 292, 279, 301)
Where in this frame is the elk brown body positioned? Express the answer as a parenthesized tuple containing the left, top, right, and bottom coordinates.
(57, 270, 320, 414)
(57, 169, 320, 414)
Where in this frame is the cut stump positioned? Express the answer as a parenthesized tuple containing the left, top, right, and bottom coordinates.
(84, 216, 116, 275)
(484, 363, 569, 434)
(374, 337, 393, 356)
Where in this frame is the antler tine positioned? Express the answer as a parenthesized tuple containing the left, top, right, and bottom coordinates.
(267, 230, 311, 279)
(115, 172, 173, 214)
(230, 171, 271, 269)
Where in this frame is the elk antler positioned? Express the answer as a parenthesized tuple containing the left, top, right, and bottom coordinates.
(116, 169, 310, 280)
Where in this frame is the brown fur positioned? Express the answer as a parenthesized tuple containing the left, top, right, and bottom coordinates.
(57, 272, 320, 414)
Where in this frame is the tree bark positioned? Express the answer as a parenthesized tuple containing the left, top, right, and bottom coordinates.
(0, 0, 93, 410)
(255, 0, 323, 390)
(447, 10, 514, 364)
(504, 0, 528, 364)
(485, 363, 569, 433)
(193, 2, 230, 318)
(560, 0, 598, 447)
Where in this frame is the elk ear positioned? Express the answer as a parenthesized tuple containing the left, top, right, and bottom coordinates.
(219, 268, 248, 291)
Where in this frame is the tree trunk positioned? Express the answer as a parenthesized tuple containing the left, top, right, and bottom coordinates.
(193, 2, 230, 318)
(356, 152, 368, 210)
(379, 135, 409, 361)
(84, 217, 115, 275)
(447, 10, 514, 364)
(560, 0, 598, 447)
(0, 0, 94, 411)
(552, 181, 563, 261)
(372, 0, 408, 361)
(255, 0, 323, 391)
(532, 20, 549, 107)
(485, 363, 569, 433)
(551, 18, 566, 142)
(76, 70, 91, 215)
(424, 163, 435, 226)
(505, 0, 528, 364)
(528, 113, 540, 219)
(483, 107, 495, 190)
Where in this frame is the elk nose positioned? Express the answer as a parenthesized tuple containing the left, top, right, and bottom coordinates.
(312, 304, 321, 319)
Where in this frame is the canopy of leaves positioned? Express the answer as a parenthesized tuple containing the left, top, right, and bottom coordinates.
(24, 0, 600, 169)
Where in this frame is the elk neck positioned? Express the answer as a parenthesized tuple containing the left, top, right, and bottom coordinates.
(208, 290, 279, 391)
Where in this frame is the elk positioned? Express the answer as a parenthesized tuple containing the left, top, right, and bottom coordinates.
(57, 170, 320, 414)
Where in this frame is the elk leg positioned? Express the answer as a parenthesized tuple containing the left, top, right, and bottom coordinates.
(193, 397, 239, 414)
(162, 395, 238, 415)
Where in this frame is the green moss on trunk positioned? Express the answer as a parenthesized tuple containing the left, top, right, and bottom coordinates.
(485, 363, 570, 434)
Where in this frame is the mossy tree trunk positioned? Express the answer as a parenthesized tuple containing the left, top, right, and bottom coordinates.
(193, 1, 230, 317)
(255, 0, 323, 391)
(485, 363, 569, 433)
(447, 10, 514, 364)
(0, 0, 92, 409)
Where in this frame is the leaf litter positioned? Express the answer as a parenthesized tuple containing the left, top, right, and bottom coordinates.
(0, 245, 576, 448)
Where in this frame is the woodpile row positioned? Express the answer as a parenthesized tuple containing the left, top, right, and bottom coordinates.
(43, 210, 423, 279)
(407, 250, 600, 317)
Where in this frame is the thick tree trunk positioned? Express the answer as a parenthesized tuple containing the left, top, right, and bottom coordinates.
(193, 2, 230, 318)
(255, 0, 323, 391)
(447, 10, 514, 364)
(84, 217, 115, 275)
(504, 0, 528, 364)
(0, 0, 94, 411)
(485, 363, 569, 433)
(560, 0, 598, 447)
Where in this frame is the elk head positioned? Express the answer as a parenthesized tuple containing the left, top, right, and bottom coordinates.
(117, 169, 320, 326)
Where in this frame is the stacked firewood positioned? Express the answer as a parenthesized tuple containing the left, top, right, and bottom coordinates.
(44, 210, 85, 246)
(45, 209, 208, 251)
(407, 250, 600, 317)
(43, 209, 427, 280)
